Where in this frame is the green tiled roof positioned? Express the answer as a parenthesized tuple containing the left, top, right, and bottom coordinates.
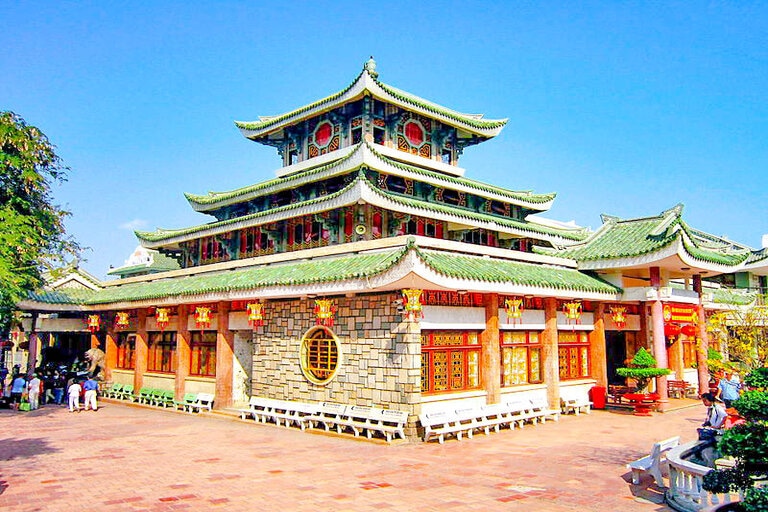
(24, 242, 619, 308)
(235, 62, 506, 137)
(184, 142, 555, 212)
(28, 247, 409, 306)
(107, 252, 180, 277)
(139, 171, 584, 246)
(417, 249, 620, 294)
(536, 205, 751, 267)
(712, 288, 757, 306)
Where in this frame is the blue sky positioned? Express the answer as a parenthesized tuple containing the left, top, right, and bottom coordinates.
(2, 2, 767, 279)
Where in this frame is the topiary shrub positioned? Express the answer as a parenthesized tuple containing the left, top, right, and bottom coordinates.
(702, 367, 768, 512)
(616, 347, 671, 392)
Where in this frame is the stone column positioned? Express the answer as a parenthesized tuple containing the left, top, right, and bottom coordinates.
(482, 293, 501, 404)
(26, 313, 39, 374)
(588, 303, 607, 387)
(542, 298, 560, 409)
(694, 274, 709, 395)
(105, 327, 118, 383)
(133, 309, 149, 397)
(214, 301, 234, 410)
(175, 305, 191, 401)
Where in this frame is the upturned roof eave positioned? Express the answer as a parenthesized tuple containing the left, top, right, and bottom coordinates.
(139, 174, 583, 249)
(184, 141, 558, 215)
(235, 69, 507, 140)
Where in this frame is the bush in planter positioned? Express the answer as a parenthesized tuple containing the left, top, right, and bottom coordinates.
(616, 347, 671, 392)
(702, 367, 768, 512)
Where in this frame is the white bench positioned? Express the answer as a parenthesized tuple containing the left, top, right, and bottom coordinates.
(560, 388, 592, 415)
(238, 397, 318, 430)
(627, 436, 680, 486)
(420, 410, 470, 444)
(504, 400, 541, 427)
(184, 393, 214, 413)
(529, 398, 561, 423)
(342, 405, 409, 442)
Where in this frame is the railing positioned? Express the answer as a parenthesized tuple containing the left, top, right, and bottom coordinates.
(665, 440, 742, 511)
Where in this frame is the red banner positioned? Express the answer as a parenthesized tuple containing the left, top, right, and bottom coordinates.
(662, 304, 698, 324)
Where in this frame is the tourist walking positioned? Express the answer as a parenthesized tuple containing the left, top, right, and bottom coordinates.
(717, 371, 741, 408)
(52, 371, 66, 405)
(67, 379, 82, 412)
(82, 376, 98, 411)
(27, 373, 41, 410)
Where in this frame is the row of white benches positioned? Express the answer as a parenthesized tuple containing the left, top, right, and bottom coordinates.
(419, 399, 561, 444)
(237, 397, 409, 443)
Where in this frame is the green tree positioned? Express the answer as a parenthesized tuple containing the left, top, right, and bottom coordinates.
(616, 347, 671, 392)
(708, 299, 768, 371)
(0, 111, 80, 331)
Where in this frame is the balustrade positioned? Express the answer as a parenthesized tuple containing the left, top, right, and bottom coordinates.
(665, 440, 742, 512)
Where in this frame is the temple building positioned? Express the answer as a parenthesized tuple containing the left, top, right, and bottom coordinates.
(9, 58, 768, 437)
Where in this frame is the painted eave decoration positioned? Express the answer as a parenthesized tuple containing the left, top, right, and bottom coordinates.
(234, 58, 508, 141)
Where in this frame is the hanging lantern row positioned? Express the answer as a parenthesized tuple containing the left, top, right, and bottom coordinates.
(87, 314, 101, 334)
(402, 289, 424, 322)
(505, 298, 524, 324)
(247, 302, 265, 328)
(563, 301, 582, 324)
(195, 306, 212, 330)
(609, 306, 627, 330)
(315, 299, 337, 327)
(155, 308, 170, 332)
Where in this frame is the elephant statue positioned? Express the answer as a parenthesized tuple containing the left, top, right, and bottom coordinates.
(84, 347, 106, 381)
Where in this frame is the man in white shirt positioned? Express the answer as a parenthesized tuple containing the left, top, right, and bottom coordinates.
(701, 392, 726, 429)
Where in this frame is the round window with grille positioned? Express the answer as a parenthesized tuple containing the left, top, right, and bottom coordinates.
(299, 326, 341, 385)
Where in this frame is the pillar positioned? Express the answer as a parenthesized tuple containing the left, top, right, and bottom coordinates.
(542, 298, 560, 409)
(482, 293, 501, 404)
(175, 306, 191, 401)
(90, 332, 100, 350)
(650, 300, 669, 407)
(105, 327, 118, 383)
(214, 301, 234, 409)
(588, 303, 607, 387)
(133, 309, 149, 397)
(26, 313, 39, 374)
(694, 274, 709, 395)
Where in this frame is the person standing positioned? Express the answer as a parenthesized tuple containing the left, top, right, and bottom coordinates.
(10, 374, 26, 411)
(27, 373, 41, 410)
(67, 379, 82, 412)
(52, 371, 66, 405)
(718, 371, 742, 408)
(82, 376, 98, 411)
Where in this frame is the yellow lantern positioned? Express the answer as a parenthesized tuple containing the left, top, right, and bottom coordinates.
(115, 312, 130, 329)
(609, 306, 627, 330)
(402, 289, 423, 322)
(87, 314, 101, 333)
(314, 299, 337, 327)
(505, 298, 524, 324)
(156, 307, 170, 331)
(247, 302, 265, 328)
(563, 301, 582, 324)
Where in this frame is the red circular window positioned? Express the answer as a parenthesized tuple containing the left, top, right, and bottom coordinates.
(315, 122, 332, 146)
(404, 121, 424, 146)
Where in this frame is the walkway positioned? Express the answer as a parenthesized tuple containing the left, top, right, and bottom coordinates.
(0, 400, 702, 511)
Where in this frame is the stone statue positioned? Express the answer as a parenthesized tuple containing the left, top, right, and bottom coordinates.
(84, 347, 106, 381)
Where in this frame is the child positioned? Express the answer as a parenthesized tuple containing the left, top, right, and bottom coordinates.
(68, 379, 82, 412)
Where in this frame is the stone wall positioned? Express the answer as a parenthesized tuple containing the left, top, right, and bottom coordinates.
(250, 292, 422, 438)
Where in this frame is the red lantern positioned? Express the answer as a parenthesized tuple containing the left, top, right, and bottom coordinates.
(681, 324, 697, 337)
(402, 289, 423, 322)
(609, 306, 627, 330)
(314, 299, 337, 327)
(155, 308, 170, 332)
(664, 323, 681, 338)
(247, 302, 265, 328)
(195, 306, 212, 329)
(87, 314, 100, 334)
(115, 312, 130, 330)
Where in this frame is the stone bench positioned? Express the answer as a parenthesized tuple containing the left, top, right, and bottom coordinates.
(627, 436, 680, 486)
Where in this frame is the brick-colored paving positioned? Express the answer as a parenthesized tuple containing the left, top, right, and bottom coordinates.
(0, 400, 702, 511)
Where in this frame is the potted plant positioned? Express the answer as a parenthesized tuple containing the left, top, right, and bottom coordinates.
(616, 347, 671, 393)
(702, 367, 768, 511)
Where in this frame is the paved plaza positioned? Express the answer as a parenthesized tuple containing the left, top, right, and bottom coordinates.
(0, 400, 702, 511)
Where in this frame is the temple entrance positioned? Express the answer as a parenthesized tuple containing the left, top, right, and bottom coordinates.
(605, 331, 627, 385)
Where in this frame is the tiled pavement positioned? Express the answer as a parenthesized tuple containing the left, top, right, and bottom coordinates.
(0, 399, 702, 512)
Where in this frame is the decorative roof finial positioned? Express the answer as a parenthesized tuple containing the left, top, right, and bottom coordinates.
(364, 56, 378, 79)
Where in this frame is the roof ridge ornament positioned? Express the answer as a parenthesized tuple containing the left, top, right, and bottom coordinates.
(364, 56, 378, 79)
